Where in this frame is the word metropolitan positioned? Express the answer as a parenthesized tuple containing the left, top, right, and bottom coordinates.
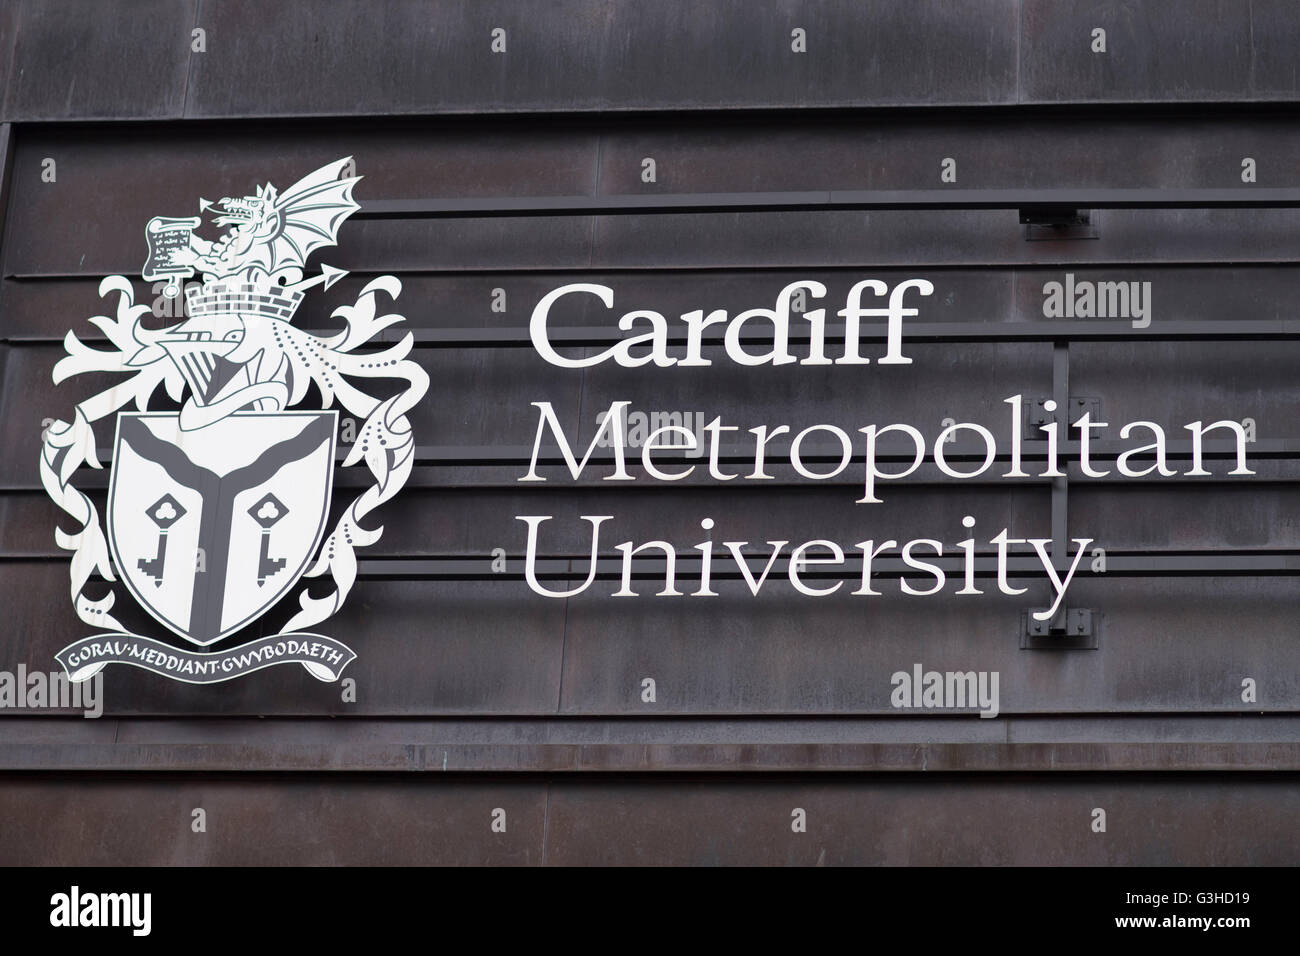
(521, 397, 1254, 503)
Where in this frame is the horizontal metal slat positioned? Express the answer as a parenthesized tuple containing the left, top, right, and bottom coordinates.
(0, 740, 1296, 775)
(360, 187, 1300, 219)
(351, 550, 1300, 581)
(82, 439, 1294, 467)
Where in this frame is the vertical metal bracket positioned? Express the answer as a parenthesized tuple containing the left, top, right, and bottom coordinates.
(1021, 342, 1101, 649)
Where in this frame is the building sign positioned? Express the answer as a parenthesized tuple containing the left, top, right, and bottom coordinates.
(38, 159, 1260, 688)
(514, 284, 1255, 611)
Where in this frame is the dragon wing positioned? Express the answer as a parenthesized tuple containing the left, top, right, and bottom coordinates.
(242, 157, 362, 275)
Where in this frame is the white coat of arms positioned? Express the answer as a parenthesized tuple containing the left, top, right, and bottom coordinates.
(39, 158, 428, 684)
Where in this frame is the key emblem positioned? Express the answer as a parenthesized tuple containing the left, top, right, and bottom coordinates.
(138, 494, 186, 585)
(249, 493, 289, 586)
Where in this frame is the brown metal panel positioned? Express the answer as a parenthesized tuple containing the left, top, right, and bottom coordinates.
(558, 576, 1300, 715)
(0, 277, 108, 339)
(0, 774, 547, 865)
(15, 116, 1300, 276)
(1064, 576, 1299, 711)
(0, 490, 61, 556)
(577, 0, 1020, 112)
(332, 215, 599, 274)
(4, 739, 1300, 774)
(0, 344, 137, 488)
(10, 0, 1297, 120)
(0, 7, 16, 116)
(5, 773, 1290, 865)
(1, 127, 600, 277)
(5, 775, 1289, 868)
(184, 0, 1019, 119)
(1069, 339, 1300, 434)
(591, 207, 1300, 269)
(1011, 265, 1300, 326)
(542, 775, 1300, 865)
(1021, 0, 1300, 105)
(397, 344, 586, 452)
(2, 0, 197, 121)
(187, 0, 606, 118)
(594, 115, 1300, 193)
(3, 714, 1298, 773)
(1071, 484, 1300, 551)
(0, 563, 93, 717)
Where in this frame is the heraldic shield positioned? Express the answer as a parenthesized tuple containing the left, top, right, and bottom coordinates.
(108, 410, 338, 647)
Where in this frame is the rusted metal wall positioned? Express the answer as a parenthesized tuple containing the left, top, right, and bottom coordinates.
(0, 1, 1297, 865)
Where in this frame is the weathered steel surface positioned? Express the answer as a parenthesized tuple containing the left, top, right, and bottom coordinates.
(5, 1, 1300, 121)
(7, 712, 1300, 747)
(1070, 339, 1300, 426)
(0, 0, 196, 121)
(14, 116, 1300, 275)
(184, 0, 1020, 117)
(558, 575, 1300, 715)
(1, 773, 549, 865)
(0, 1, 1297, 867)
(2, 556, 1296, 717)
(541, 775, 1300, 866)
(1070, 484, 1300, 551)
(0, 344, 127, 487)
(2, 716, 1299, 772)
(0, 773, 1295, 865)
(3, 741, 1300, 775)
(1021, 0, 1300, 104)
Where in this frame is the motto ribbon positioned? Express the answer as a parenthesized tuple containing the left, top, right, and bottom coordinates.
(55, 632, 356, 685)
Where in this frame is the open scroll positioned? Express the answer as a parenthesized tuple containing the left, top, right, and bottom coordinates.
(142, 216, 202, 297)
